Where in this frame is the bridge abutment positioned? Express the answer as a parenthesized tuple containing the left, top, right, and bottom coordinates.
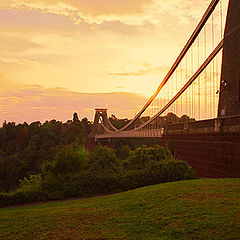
(159, 131, 240, 178)
(86, 137, 116, 152)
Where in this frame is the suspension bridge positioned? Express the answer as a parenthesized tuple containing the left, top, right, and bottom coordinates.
(88, 0, 240, 178)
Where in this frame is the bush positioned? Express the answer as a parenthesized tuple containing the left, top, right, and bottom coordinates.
(116, 145, 130, 160)
(120, 159, 196, 191)
(89, 145, 121, 174)
(42, 144, 89, 175)
(123, 145, 172, 170)
(0, 175, 46, 207)
(0, 145, 196, 207)
(41, 171, 91, 200)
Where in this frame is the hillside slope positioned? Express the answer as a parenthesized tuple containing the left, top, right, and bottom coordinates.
(0, 179, 239, 240)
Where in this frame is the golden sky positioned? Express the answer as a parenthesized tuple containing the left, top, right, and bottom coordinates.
(0, 0, 211, 123)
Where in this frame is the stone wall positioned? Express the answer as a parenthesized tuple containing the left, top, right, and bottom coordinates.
(159, 132, 240, 178)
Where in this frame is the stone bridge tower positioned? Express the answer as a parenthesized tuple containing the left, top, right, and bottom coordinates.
(218, 0, 240, 117)
(87, 109, 115, 151)
(91, 108, 111, 135)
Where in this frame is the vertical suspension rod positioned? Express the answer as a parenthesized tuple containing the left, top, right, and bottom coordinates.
(130, 40, 223, 132)
(115, 0, 221, 132)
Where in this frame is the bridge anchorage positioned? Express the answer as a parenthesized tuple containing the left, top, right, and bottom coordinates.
(88, 0, 240, 178)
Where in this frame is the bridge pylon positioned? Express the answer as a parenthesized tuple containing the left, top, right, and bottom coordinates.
(91, 108, 111, 135)
(218, 0, 240, 117)
(87, 108, 116, 151)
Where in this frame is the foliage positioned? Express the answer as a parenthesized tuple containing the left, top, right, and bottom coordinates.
(41, 144, 89, 199)
(0, 113, 195, 192)
(116, 145, 130, 160)
(120, 159, 196, 191)
(0, 155, 5, 189)
(89, 145, 121, 174)
(109, 115, 130, 129)
(0, 116, 92, 191)
(0, 144, 196, 207)
(41, 145, 122, 198)
(41, 172, 90, 200)
(123, 145, 172, 170)
(42, 144, 89, 176)
(0, 175, 45, 207)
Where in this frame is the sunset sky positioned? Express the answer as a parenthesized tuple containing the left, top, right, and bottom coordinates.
(0, 0, 213, 124)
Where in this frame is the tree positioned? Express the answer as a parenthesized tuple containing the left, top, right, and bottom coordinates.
(116, 145, 130, 160)
(4, 154, 27, 189)
(123, 145, 172, 170)
(0, 155, 5, 188)
(73, 112, 80, 122)
(89, 145, 121, 173)
(109, 115, 130, 129)
(81, 117, 92, 135)
(17, 126, 29, 150)
(0, 116, 93, 190)
(42, 144, 89, 175)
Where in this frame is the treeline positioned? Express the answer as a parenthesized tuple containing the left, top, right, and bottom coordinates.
(0, 114, 92, 191)
(0, 144, 196, 207)
(0, 112, 197, 207)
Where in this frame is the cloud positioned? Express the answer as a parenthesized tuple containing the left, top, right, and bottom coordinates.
(0, 34, 42, 54)
(111, 66, 169, 77)
(0, 0, 155, 25)
(0, 0, 226, 97)
(0, 0, 211, 26)
(0, 84, 147, 124)
(3, 0, 153, 15)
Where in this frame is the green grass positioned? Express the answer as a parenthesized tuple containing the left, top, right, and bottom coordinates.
(0, 179, 239, 240)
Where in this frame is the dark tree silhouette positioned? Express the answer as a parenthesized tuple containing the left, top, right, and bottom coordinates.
(0, 114, 92, 191)
(73, 112, 80, 122)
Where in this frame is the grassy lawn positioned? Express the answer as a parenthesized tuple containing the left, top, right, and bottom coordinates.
(0, 179, 239, 240)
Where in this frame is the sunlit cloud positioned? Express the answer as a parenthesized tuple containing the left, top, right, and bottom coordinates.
(111, 66, 169, 77)
(0, 84, 147, 124)
(0, 0, 154, 25)
(0, 0, 153, 15)
(0, 0, 210, 26)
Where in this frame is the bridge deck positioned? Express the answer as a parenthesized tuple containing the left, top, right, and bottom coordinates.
(96, 129, 164, 140)
(95, 115, 240, 140)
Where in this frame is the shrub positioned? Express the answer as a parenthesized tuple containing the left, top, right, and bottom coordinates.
(120, 159, 196, 191)
(123, 145, 172, 170)
(89, 145, 121, 174)
(42, 144, 89, 176)
(0, 145, 196, 207)
(116, 145, 130, 160)
(0, 174, 46, 207)
(41, 171, 91, 200)
(159, 159, 196, 182)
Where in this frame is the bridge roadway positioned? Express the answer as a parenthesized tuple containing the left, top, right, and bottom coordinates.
(96, 129, 164, 140)
(95, 115, 240, 140)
